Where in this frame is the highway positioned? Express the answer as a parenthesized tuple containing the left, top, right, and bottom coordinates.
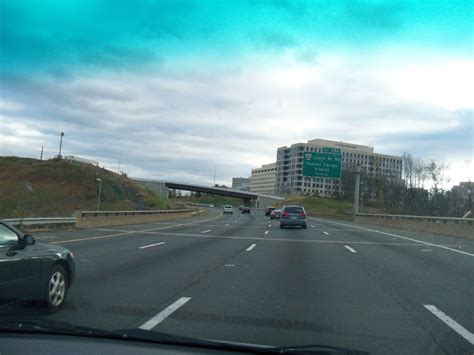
(2, 209, 473, 354)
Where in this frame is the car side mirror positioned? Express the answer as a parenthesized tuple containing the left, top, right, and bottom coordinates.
(23, 235, 35, 245)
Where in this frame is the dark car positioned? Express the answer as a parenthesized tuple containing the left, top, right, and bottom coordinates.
(270, 209, 281, 219)
(265, 206, 276, 216)
(0, 221, 75, 312)
(241, 207, 250, 214)
(280, 205, 307, 229)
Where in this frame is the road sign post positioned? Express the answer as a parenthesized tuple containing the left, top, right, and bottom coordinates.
(354, 165, 361, 217)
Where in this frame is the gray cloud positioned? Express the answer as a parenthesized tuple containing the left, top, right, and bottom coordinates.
(1, 58, 472, 187)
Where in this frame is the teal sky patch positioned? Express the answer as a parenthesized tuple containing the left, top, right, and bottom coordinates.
(1, 0, 472, 76)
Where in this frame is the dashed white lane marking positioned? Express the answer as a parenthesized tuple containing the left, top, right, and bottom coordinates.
(344, 245, 357, 253)
(421, 249, 433, 252)
(264, 231, 269, 235)
(139, 297, 191, 330)
(225, 224, 230, 227)
(201, 229, 211, 234)
(234, 220, 238, 223)
(139, 242, 165, 249)
(314, 219, 474, 257)
(246, 243, 257, 251)
(424, 305, 474, 345)
(323, 231, 330, 236)
(224, 264, 235, 267)
(310, 225, 315, 228)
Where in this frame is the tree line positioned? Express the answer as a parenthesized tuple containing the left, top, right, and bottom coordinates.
(336, 152, 472, 217)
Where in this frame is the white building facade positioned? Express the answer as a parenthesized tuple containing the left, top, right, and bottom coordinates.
(275, 139, 402, 196)
(250, 162, 277, 194)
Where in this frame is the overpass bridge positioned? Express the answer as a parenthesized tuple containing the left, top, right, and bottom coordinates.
(132, 178, 284, 209)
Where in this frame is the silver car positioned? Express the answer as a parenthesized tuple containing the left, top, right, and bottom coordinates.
(280, 205, 307, 229)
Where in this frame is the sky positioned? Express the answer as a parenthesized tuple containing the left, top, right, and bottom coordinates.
(1, 0, 473, 188)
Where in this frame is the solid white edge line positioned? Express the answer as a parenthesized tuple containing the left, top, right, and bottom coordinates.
(344, 245, 357, 253)
(246, 243, 257, 251)
(312, 218, 474, 257)
(424, 305, 474, 345)
(139, 297, 191, 330)
(201, 229, 211, 234)
(139, 242, 165, 249)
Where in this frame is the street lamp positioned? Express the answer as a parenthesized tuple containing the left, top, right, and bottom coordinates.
(58, 132, 64, 158)
(96, 178, 102, 211)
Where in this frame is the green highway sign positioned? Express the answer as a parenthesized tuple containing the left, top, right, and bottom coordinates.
(303, 151, 342, 178)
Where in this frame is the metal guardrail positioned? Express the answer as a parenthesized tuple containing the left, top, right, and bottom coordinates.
(79, 209, 191, 218)
(356, 213, 474, 225)
(3, 217, 77, 227)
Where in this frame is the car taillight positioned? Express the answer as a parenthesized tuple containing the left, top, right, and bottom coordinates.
(282, 211, 289, 218)
(299, 211, 306, 218)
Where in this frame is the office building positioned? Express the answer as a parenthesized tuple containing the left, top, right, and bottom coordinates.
(275, 138, 402, 196)
(232, 177, 251, 191)
(250, 162, 277, 194)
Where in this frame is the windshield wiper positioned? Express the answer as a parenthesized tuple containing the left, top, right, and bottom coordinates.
(118, 328, 370, 354)
(0, 318, 368, 354)
(0, 317, 122, 339)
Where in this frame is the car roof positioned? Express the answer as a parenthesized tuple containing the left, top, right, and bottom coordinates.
(282, 205, 304, 209)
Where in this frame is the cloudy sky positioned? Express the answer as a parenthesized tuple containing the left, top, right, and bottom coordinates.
(1, 0, 472, 187)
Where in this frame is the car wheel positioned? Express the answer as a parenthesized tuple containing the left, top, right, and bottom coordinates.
(302, 225, 307, 229)
(280, 225, 284, 229)
(44, 264, 69, 312)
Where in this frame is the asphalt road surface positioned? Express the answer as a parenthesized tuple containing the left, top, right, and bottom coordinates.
(2, 209, 473, 354)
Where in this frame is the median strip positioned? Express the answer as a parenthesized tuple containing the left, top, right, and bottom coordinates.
(344, 245, 357, 253)
(139, 297, 191, 330)
(139, 242, 165, 249)
(424, 305, 474, 345)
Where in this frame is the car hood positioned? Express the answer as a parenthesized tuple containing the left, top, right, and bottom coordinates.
(34, 241, 71, 255)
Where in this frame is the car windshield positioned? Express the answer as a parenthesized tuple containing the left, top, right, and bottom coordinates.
(1, 1, 473, 354)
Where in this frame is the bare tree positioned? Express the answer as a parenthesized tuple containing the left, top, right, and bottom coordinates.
(413, 158, 427, 188)
(402, 152, 415, 188)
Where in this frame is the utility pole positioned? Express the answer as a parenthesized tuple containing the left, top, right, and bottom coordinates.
(58, 132, 64, 158)
(354, 165, 361, 218)
(40, 146, 44, 160)
(213, 166, 217, 186)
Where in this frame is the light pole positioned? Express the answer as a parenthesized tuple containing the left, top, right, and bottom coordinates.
(96, 178, 102, 211)
(213, 166, 217, 186)
(58, 132, 64, 157)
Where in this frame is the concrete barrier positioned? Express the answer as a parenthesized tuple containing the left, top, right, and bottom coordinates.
(355, 213, 474, 239)
(74, 209, 197, 228)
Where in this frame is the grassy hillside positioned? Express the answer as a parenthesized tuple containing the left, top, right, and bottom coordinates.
(275, 195, 354, 219)
(0, 156, 171, 218)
